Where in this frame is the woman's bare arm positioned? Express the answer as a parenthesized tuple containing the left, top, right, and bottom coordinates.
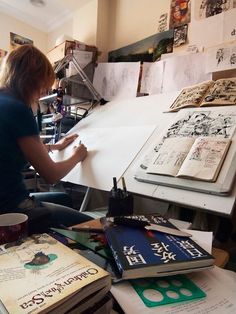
(17, 135, 87, 184)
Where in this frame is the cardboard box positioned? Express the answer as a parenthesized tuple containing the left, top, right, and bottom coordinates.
(47, 40, 98, 64)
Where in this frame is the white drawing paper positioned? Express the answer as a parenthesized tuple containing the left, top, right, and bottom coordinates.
(93, 62, 141, 101)
(140, 61, 164, 95)
(51, 125, 155, 191)
(162, 53, 212, 93)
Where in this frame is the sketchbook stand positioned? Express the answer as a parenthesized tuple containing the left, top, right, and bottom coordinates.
(54, 50, 107, 107)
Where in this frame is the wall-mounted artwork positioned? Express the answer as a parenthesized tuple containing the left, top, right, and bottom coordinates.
(0, 49, 7, 66)
(196, 0, 236, 19)
(108, 30, 174, 63)
(173, 24, 188, 47)
(158, 13, 168, 33)
(10, 32, 33, 51)
(169, 0, 191, 29)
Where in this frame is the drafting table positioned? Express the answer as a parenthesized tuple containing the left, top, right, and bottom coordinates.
(51, 92, 236, 216)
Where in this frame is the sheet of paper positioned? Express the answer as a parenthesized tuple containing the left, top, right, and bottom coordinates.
(194, 0, 236, 20)
(162, 53, 212, 93)
(111, 266, 236, 314)
(140, 61, 164, 95)
(51, 125, 155, 191)
(182, 229, 213, 253)
(93, 62, 140, 101)
(206, 42, 236, 73)
(223, 8, 236, 42)
(190, 3, 223, 47)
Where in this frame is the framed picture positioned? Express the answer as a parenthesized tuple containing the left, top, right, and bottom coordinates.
(173, 24, 188, 47)
(169, 0, 191, 28)
(108, 30, 174, 63)
(10, 32, 33, 51)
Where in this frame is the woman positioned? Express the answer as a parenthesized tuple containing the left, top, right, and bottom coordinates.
(0, 44, 92, 232)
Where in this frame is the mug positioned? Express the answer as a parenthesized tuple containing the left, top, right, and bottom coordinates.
(0, 213, 28, 245)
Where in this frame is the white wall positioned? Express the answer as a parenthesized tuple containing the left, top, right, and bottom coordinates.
(47, 19, 73, 52)
(0, 11, 47, 53)
(107, 0, 170, 51)
(72, 0, 98, 46)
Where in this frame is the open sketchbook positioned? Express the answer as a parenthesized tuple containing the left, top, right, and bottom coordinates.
(135, 108, 236, 195)
(168, 78, 236, 112)
(147, 137, 231, 182)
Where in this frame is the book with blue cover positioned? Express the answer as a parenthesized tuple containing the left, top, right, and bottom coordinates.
(102, 215, 214, 280)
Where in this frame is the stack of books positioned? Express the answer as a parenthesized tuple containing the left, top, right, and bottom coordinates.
(0, 233, 111, 314)
(101, 215, 215, 280)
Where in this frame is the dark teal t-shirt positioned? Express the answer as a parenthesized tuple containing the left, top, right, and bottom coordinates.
(0, 92, 39, 211)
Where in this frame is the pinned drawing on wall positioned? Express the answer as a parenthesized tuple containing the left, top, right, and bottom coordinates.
(93, 62, 141, 101)
(0, 48, 7, 67)
(196, 0, 236, 19)
(158, 13, 168, 33)
(206, 42, 236, 73)
(140, 61, 165, 95)
(10, 32, 33, 51)
(173, 24, 188, 47)
(223, 8, 236, 42)
(108, 30, 173, 62)
(169, 0, 191, 29)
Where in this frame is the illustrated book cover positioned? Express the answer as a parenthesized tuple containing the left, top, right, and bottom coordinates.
(146, 136, 231, 182)
(168, 78, 236, 112)
(102, 215, 214, 280)
(0, 233, 111, 314)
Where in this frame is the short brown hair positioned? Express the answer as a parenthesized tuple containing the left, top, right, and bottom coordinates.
(0, 45, 55, 105)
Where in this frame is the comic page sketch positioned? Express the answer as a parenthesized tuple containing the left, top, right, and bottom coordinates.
(162, 53, 212, 93)
(140, 61, 165, 95)
(195, 0, 236, 20)
(140, 109, 236, 170)
(93, 62, 140, 101)
(206, 42, 236, 73)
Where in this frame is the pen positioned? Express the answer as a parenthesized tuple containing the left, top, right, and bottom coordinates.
(113, 177, 117, 191)
(79, 140, 82, 145)
(121, 176, 127, 196)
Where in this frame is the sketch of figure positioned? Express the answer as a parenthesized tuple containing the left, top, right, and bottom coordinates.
(230, 53, 236, 65)
(199, 0, 231, 18)
(216, 48, 224, 66)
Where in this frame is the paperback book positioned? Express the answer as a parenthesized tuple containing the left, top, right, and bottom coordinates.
(102, 215, 214, 280)
(0, 233, 111, 314)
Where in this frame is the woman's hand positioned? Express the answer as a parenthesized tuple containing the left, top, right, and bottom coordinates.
(72, 143, 88, 162)
(56, 134, 79, 151)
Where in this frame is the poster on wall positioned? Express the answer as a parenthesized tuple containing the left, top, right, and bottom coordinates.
(10, 32, 33, 51)
(0, 49, 7, 66)
(195, 0, 236, 19)
(158, 13, 168, 33)
(173, 24, 188, 47)
(169, 0, 191, 29)
(108, 30, 174, 63)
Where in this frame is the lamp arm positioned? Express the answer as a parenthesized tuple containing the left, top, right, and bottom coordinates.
(53, 53, 104, 104)
(71, 55, 102, 101)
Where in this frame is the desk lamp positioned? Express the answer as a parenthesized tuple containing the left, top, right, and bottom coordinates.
(54, 50, 107, 107)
